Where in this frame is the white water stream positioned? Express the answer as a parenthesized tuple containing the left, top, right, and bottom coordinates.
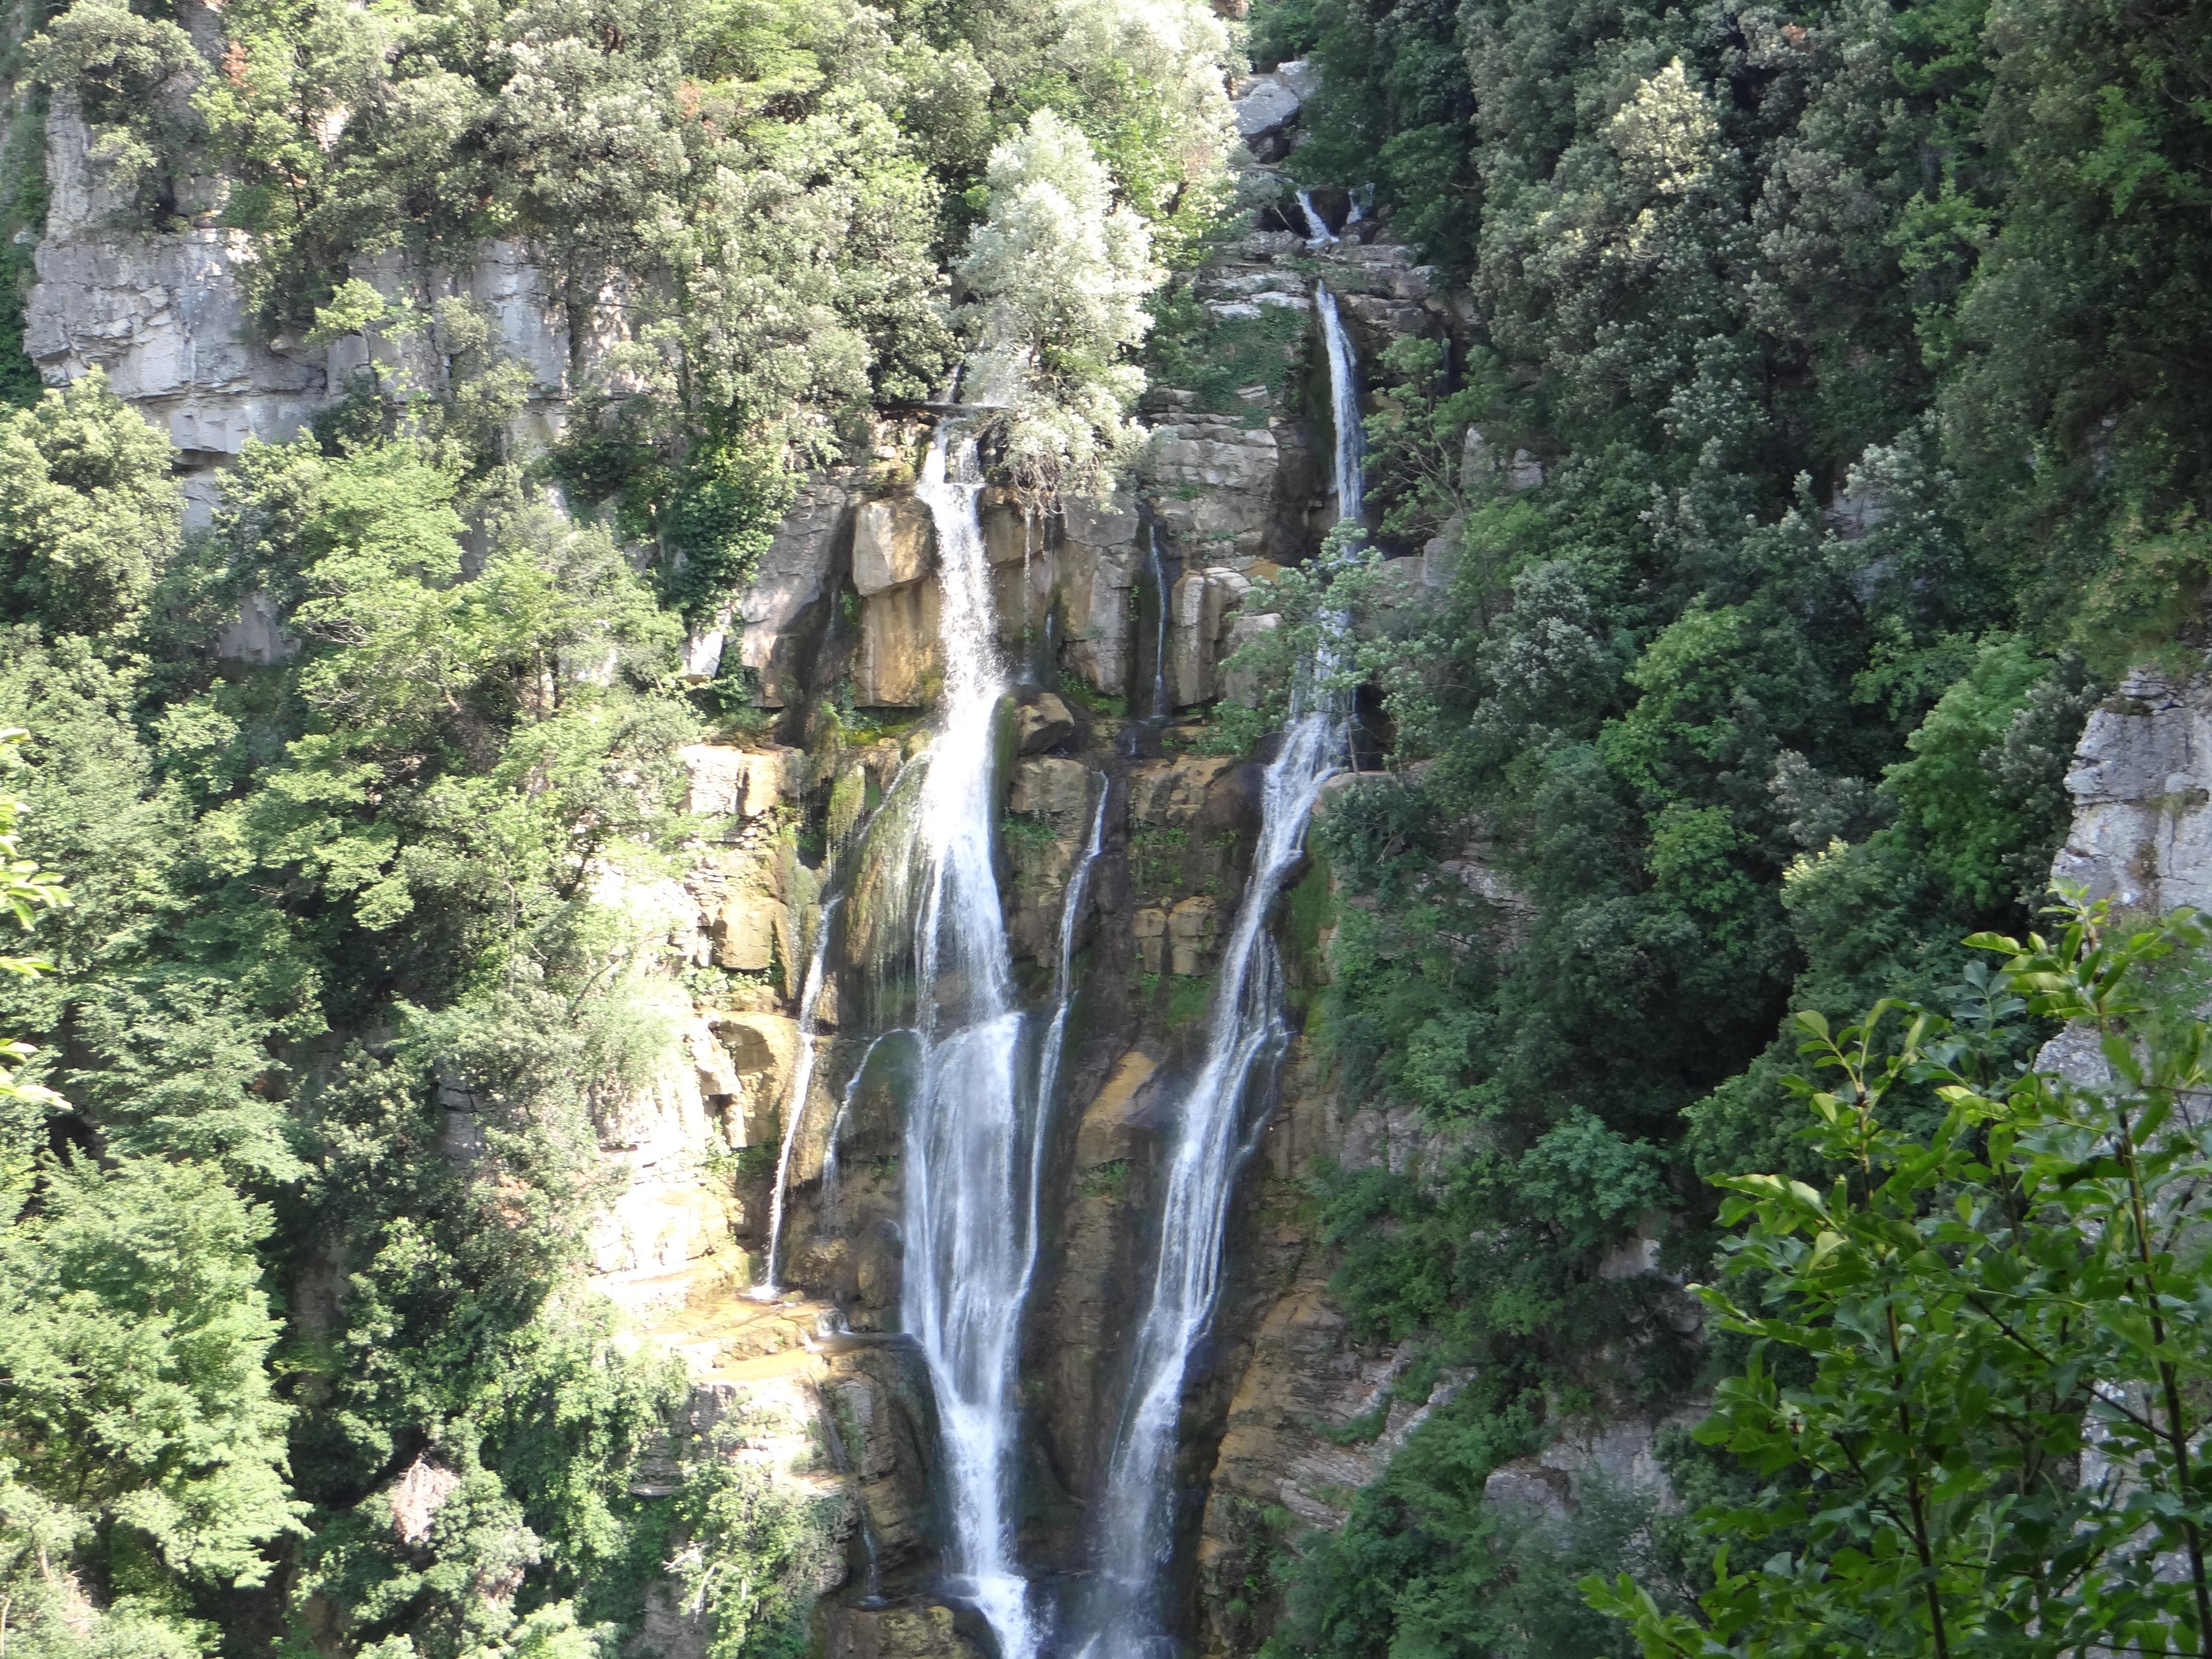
(899, 428, 1039, 1658)
(1078, 285, 1361, 1659)
(1142, 525, 1172, 720)
(758, 897, 839, 1298)
(880, 428, 1102, 1659)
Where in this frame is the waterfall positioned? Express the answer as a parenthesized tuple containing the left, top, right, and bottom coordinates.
(896, 427, 1047, 1659)
(1020, 781, 1108, 1312)
(1316, 286, 1366, 529)
(818, 1027, 914, 1229)
(1142, 526, 1171, 720)
(1078, 287, 1362, 1659)
(758, 897, 840, 1298)
(1295, 187, 1335, 245)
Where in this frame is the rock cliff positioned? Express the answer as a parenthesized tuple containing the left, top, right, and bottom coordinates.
(18, 54, 1510, 1655)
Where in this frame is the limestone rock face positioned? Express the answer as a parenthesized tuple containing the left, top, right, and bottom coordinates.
(824, 1602, 984, 1659)
(2050, 665, 2212, 915)
(681, 745, 787, 820)
(853, 497, 936, 597)
(1166, 567, 1252, 708)
(1042, 1048, 1162, 1497)
(1482, 1416, 1691, 1524)
(1010, 757, 1092, 821)
(1055, 537, 1142, 695)
(1144, 418, 1288, 569)
(854, 579, 941, 708)
(27, 107, 604, 525)
(1065, 490, 1139, 549)
(214, 591, 300, 664)
(1167, 895, 1218, 975)
(1129, 754, 1236, 828)
(27, 106, 325, 517)
(738, 481, 857, 705)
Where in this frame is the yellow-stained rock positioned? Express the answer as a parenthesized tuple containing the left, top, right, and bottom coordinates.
(1074, 1048, 1158, 1168)
(855, 579, 941, 707)
(715, 890, 789, 974)
(714, 1011, 799, 1145)
(1129, 754, 1233, 827)
(1168, 895, 1218, 975)
(852, 497, 936, 597)
(1133, 907, 1167, 974)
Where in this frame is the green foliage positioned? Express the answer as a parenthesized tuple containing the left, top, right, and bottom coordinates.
(0, 1151, 304, 1659)
(1261, 1383, 1691, 1659)
(959, 107, 1159, 502)
(0, 370, 182, 637)
(1591, 899, 2212, 1656)
(1238, 0, 2212, 1647)
(670, 1414, 843, 1659)
(1142, 292, 1310, 422)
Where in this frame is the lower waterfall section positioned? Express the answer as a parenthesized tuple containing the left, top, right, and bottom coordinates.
(877, 428, 1073, 1659)
(1078, 710, 1340, 1659)
(1075, 283, 1366, 1659)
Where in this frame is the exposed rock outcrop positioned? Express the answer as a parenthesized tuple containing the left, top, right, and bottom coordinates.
(2049, 664, 2212, 916)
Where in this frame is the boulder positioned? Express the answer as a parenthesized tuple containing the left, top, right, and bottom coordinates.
(852, 497, 935, 596)
(1276, 58, 1322, 100)
(1017, 693, 1075, 754)
(854, 580, 941, 708)
(1233, 76, 1302, 160)
(738, 481, 856, 704)
(1010, 757, 1092, 821)
(681, 745, 785, 819)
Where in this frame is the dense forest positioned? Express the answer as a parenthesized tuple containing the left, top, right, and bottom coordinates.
(3, 0, 2212, 1657)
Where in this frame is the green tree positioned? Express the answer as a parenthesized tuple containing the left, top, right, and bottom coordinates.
(958, 106, 1159, 502)
(0, 1154, 304, 1653)
(1591, 897, 2212, 1656)
(0, 726, 68, 1203)
(0, 372, 182, 638)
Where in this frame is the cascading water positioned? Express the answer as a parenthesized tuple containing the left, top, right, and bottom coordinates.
(758, 897, 840, 1298)
(1142, 526, 1172, 720)
(1020, 782, 1108, 1311)
(1315, 286, 1366, 529)
(891, 427, 1049, 1659)
(818, 1028, 913, 1228)
(1295, 187, 1335, 245)
(1077, 288, 1363, 1659)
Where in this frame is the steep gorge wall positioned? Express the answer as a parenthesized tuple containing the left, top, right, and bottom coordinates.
(15, 58, 1535, 1659)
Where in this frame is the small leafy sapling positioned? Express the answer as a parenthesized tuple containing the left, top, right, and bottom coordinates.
(1588, 894, 2212, 1658)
